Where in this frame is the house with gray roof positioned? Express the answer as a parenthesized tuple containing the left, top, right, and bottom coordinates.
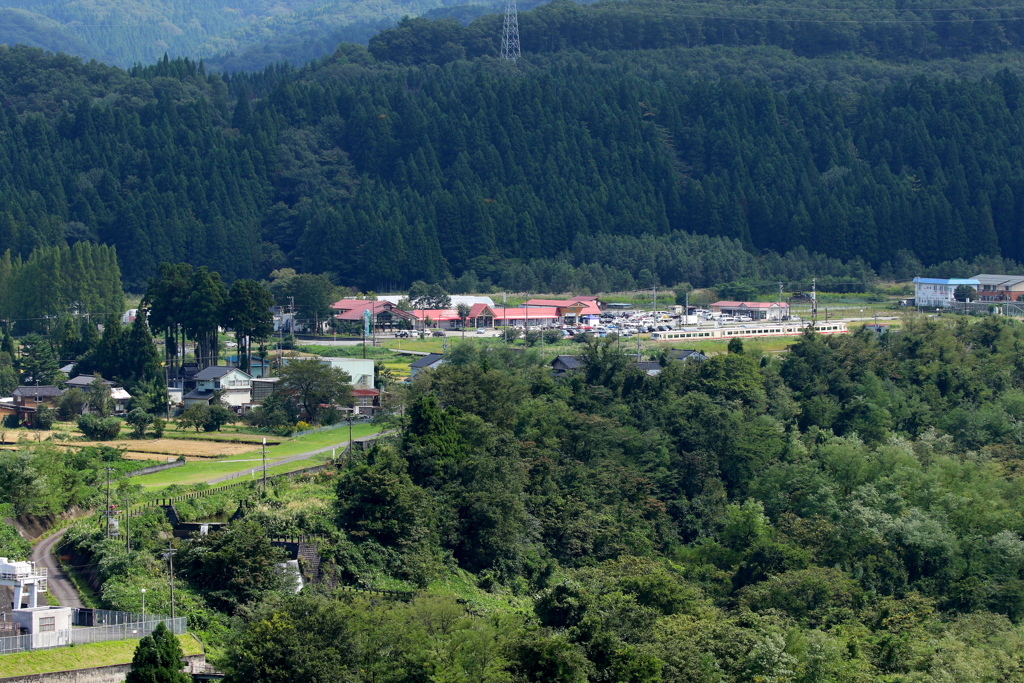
(550, 355, 582, 376)
(184, 366, 252, 408)
(409, 353, 445, 379)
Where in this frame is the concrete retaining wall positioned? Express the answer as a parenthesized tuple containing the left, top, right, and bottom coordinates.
(0, 653, 205, 683)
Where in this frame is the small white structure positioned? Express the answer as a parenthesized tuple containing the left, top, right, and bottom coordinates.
(10, 606, 73, 649)
(0, 558, 47, 609)
(184, 366, 253, 408)
(913, 277, 981, 308)
(317, 357, 374, 389)
(282, 356, 375, 389)
(710, 301, 790, 321)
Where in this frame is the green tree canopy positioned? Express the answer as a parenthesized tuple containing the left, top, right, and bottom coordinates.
(125, 622, 190, 683)
(278, 358, 351, 424)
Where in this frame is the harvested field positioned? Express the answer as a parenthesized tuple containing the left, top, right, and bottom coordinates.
(57, 438, 259, 458)
(121, 452, 228, 462)
(161, 431, 285, 445)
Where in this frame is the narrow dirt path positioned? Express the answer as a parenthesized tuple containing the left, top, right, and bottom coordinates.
(30, 527, 84, 608)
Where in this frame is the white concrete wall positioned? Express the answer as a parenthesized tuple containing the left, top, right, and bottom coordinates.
(319, 358, 374, 389)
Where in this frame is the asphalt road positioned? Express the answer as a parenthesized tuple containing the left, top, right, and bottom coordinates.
(30, 527, 83, 608)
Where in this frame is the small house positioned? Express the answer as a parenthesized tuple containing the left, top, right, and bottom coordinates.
(352, 388, 380, 416)
(635, 361, 663, 376)
(184, 366, 252, 408)
(409, 353, 445, 378)
(65, 376, 132, 415)
(550, 355, 582, 376)
(669, 349, 708, 362)
(12, 386, 63, 408)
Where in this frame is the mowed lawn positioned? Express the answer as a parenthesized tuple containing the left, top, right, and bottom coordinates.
(133, 423, 385, 488)
(0, 635, 202, 677)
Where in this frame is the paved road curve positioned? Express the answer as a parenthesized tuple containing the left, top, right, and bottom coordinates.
(30, 527, 84, 608)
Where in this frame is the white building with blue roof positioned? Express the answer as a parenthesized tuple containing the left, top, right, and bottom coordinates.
(913, 277, 981, 308)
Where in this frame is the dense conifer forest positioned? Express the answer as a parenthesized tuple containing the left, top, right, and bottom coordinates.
(7, 0, 1024, 290)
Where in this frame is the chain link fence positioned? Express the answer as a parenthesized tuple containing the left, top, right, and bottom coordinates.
(0, 609, 185, 656)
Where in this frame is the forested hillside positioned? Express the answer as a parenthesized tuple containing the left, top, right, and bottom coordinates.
(8, 0, 1024, 290)
(28, 319, 1024, 681)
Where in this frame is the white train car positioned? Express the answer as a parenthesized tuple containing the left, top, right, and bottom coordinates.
(650, 321, 848, 342)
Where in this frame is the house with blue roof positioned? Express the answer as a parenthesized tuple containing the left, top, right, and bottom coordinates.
(913, 277, 981, 308)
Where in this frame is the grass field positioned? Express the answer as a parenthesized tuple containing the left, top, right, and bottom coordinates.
(133, 422, 385, 488)
(0, 635, 202, 677)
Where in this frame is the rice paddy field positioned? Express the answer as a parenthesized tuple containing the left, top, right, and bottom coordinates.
(129, 422, 385, 488)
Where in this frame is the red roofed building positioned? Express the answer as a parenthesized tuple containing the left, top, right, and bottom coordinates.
(520, 297, 601, 323)
(352, 388, 380, 415)
(495, 306, 561, 327)
(410, 304, 497, 330)
(331, 299, 417, 330)
(710, 301, 789, 321)
(467, 303, 495, 328)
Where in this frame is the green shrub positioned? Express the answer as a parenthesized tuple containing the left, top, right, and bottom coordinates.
(78, 413, 122, 440)
(35, 405, 56, 430)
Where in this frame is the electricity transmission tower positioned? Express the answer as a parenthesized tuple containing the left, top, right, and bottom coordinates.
(501, 0, 521, 61)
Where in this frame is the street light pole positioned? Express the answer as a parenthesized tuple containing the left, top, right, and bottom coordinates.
(140, 588, 146, 624)
(262, 437, 267, 494)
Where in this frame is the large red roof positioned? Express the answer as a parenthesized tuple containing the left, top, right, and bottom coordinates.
(523, 299, 601, 316)
(332, 299, 415, 321)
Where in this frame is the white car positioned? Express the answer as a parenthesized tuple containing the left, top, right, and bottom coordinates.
(476, 328, 486, 334)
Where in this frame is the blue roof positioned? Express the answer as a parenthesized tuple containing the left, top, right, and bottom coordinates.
(913, 277, 980, 285)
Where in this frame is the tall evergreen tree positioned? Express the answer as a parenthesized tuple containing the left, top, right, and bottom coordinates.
(224, 279, 275, 373)
(125, 622, 190, 683)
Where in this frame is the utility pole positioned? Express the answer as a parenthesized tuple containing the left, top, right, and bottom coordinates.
(501, 0, 521, 60)
(262, 437, 267, 495)
(811, 278, 817, 323)
(348, 409, 353, 463)
(163, 542, 177, 621)
(124, 495, 130, 553)
(104, 466, 113, 537)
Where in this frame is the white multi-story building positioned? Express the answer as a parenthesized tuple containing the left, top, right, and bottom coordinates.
(913, 277, 980, 308)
